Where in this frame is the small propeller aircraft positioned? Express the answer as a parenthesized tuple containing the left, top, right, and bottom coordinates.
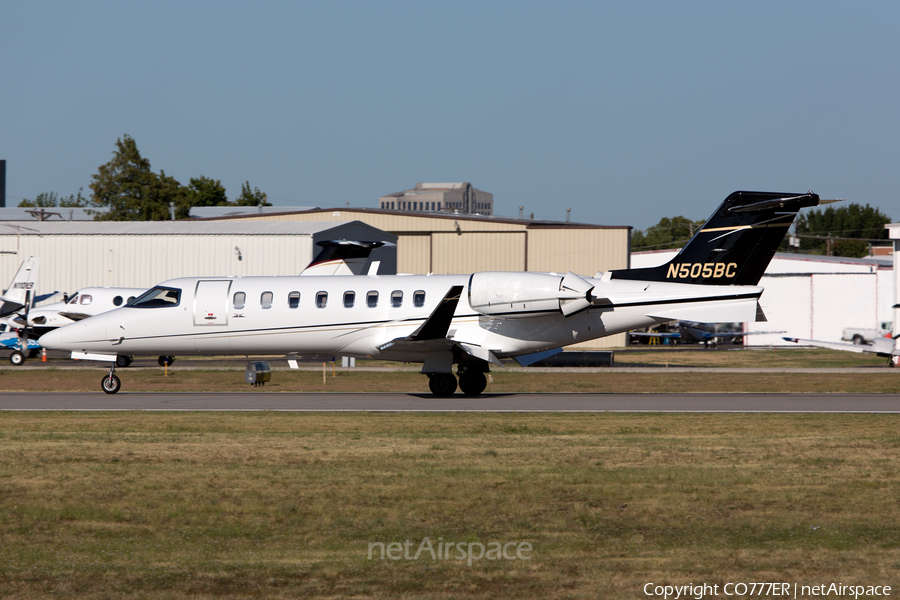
(40, 191, 828, 394)
(783, 335, 900, 365)
(0, 257, 61, 365)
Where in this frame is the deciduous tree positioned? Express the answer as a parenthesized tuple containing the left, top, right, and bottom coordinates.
(631, 216, 705, 251)
(89, 135, 190, 220)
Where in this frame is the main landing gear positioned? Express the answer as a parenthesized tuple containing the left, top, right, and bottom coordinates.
(427, 362, 489, 397)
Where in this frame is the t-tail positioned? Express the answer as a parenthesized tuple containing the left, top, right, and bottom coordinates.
(610, 191, 822, 286)
(0, 257, 39, 317)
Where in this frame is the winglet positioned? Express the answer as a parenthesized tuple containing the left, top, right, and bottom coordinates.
(410, 286, 464, 341)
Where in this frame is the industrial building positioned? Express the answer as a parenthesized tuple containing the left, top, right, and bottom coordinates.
(379, 182, 493, 215)
(0, 221, 396, 296)
(201, 207, 630, 278)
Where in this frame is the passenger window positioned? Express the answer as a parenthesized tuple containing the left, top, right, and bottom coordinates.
(113, 296, 123, 306)
(344, 291, 355, 308)
(233, 292, 246, 309)
(316, 291, 328, 308)
(67, 295, 79, 304)
(366, 291, 378, 308)
(80, 295, 93, 305)
(127, 296, 136, 304)
(414, 290, 426, 307)
(288, 291, 300, 309)
(391, 290, 403, 307)
(261, 291, 273, 309)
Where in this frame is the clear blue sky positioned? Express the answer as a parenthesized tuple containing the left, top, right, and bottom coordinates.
(2, 1, 898, 230)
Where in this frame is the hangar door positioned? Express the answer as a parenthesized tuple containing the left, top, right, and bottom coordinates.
(431, 232, 526, 274)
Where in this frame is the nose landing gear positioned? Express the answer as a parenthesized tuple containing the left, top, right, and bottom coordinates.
(101, 362, 121, 394)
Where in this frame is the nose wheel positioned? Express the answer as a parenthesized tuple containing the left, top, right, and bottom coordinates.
(101, 363, 121, 394)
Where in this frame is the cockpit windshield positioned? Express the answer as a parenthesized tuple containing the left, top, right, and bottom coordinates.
(128, 286, 181, 308)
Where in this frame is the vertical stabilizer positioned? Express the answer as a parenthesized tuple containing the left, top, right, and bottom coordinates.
(611, 191, 820, 286)
(300, 241, 393, 276)
(0, 257, 39, 316)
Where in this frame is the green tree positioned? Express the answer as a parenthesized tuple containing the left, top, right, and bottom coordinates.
(794, 203, 891, 257)
(233, 181, 270, 207)
(19, 189, 88, 208)
(186, 176, 229, 207)
(631, 216, 705, 251)
(89, 135, 190, 220)
(18, 192, 59, 208)
(59, 189, 88, 207)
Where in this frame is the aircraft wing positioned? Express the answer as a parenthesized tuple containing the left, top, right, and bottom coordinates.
(33, 291, 62, 304)
(783, 337, 899, 356)
(377, 285, 503, 367)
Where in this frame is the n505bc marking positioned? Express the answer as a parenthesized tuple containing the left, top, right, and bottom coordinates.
(667, 262, 737, 279)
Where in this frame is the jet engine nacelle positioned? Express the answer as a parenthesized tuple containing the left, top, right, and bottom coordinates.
(468, 271, 595, 317)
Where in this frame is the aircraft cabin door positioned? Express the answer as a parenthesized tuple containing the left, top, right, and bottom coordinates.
(193, 280, 232, 327)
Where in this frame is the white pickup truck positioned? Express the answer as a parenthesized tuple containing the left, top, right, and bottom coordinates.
(842, 322, 893, 345)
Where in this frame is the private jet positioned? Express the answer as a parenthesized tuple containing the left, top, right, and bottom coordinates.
(40, 191, 827, 394)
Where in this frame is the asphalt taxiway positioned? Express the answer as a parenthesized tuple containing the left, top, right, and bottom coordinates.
(0, 392, 898, 412)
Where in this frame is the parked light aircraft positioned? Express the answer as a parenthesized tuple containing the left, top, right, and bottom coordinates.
(629, 321, 784, 346)
(25, 287, 150, 366)
(0, 257, 62, 365)
(783, 335, 900, 365)
(40, 191, 826, 394)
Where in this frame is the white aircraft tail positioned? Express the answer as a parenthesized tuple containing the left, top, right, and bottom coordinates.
(0, 257, 39, 316)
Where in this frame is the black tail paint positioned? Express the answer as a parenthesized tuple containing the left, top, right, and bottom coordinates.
(610, 191, 821, 286)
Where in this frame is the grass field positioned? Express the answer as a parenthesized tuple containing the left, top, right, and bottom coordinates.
(1, 367, 900, 394)
(0, 412, 899, 599)
(0, 348, 898, 394)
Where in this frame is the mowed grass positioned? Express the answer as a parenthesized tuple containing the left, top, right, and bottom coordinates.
(616, 347, 891, 368)
(0, 412, 899, 598)
(2, 368, 900, 393)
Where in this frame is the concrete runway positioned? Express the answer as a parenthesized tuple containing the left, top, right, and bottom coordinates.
(1, 392, 899, 412)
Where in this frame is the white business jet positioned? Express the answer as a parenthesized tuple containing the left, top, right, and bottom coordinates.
(40, 191, 826, 395)
(22, 240, 389, 367)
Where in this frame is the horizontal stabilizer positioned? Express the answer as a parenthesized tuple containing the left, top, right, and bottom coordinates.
(646, 297, 759, 324)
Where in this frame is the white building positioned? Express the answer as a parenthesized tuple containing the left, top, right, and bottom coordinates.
(631, 250, 893, 345)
